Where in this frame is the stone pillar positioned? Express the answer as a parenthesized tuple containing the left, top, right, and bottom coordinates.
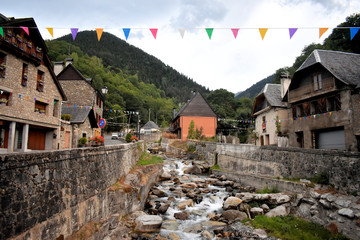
(21, 124, 29, 152)
(7, 122, 16, 152)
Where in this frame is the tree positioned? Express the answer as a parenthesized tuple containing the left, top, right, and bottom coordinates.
(187, 120, 196, 139)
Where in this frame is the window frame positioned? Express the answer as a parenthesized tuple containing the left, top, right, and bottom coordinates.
(36, 70, 45, 92)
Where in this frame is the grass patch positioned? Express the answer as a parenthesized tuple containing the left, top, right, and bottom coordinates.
(210, 164, 223, 172)
(256, 186, 280, 194)
(137, 152, 163, 165)
(186, 144, 196, 153)
(252, 216, 349, 240)
(307, 173, 329, 185)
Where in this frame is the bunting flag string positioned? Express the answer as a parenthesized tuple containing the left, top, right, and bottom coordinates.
(0, 26, 359, 41)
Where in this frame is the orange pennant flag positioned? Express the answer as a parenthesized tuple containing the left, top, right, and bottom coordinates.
(259, 28, 268, 40)
(96, 28, 103, 41)
(46, 28, 53, 38)
(319, 28, 328, 38)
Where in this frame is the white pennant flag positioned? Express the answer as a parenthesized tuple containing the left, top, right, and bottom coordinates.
(178, 28, 185, 38)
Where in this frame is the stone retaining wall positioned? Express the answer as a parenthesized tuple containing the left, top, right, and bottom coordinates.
(0, 142, 145, 240)
(195, 143, 360, 195)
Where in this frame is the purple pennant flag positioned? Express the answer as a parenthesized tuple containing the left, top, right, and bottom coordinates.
(289, 28, 298, 39)
(71, 28, 79, 40)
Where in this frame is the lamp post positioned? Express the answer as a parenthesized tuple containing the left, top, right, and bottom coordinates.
(101, 86, 108, 137)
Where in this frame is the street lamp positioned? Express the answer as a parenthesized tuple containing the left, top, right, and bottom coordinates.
(101, 86, 108, 137)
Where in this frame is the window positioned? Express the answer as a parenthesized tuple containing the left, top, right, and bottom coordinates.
(53, 99, 59, 117)
(316, 98, 327, 113)
(302, 102, 310, 116)
(21, 63, 28, 87)
(327, 94, 341, 112)
(34, 101, 47, 114)
(292, 106, 297, 118)
(36, 70, 44, 92)
(82, 133, 86, 138)
(313, 73, 322, 91)
(262, 116, 266, 133)
(0, 90, 10, 106)
(0, 53, 6, 78)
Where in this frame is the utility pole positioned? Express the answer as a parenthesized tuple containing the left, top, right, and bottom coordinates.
(148, 108, 151, 122)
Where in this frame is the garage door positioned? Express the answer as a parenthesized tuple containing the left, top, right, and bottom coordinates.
(318, 129, 345, 150)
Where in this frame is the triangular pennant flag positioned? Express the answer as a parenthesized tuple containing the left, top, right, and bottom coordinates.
(231, 28, 239, 39)
(96, 28, 103, 41)
(350, 27, 360, 40)
(123, 28, 131, 40)
(178, 28, 185, 38)
(149, 28, 158, 39)
(205, 28, 214, 39)
(71, 28, 79, 40)
(46, 28, 53, 38)
(259, 28, 268, 40)
(289, 28, 298, 39)
(0, 27, 3, 37)
(20, 26, 29, 35)
(319, 28, 328, 38)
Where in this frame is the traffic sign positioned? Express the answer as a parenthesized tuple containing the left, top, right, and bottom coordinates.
(98, 118, 106, 128)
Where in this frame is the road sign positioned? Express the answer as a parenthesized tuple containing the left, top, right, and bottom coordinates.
(98, 118, 106, 128)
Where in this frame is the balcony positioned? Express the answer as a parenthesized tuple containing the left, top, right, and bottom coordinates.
(1, 30, 42, 66)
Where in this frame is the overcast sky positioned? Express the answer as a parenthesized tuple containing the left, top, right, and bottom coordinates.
(2, 0, 359, 93)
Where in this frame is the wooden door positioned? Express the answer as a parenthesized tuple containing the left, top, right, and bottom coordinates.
(64, 131, 70, 148)
(28, 129, 46, 150)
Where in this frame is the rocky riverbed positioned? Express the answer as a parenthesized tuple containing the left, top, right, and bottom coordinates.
(102, 151, 360, 240)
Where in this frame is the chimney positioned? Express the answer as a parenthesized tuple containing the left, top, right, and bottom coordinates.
(53, 61, 64, 76)
(65, 58, 73, 67)
(280, 73, 291, 99)
(173, 108, 176, 119)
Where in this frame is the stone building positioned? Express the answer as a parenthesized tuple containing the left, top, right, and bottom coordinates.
(0, 14, 67, 152)
(285, 49, 360, 151)
(55, 61, 104, 144)
(252, 82, 288, 146)
(170, 92, 217, 140)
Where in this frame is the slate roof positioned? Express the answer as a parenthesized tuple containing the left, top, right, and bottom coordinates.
(259, 84, 286, 107)
(142, 121, 160, 129)
(173, 92, 217, 120)
(61, 106, 98, 128)
(296, 49, 360, 87)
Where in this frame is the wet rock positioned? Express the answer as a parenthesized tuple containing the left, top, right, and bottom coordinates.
(202, 221, 227, 231)
(201, 230, 214, 239)
(183, 165, 201, 174)
(159, 170, 172, 181)
(184, 223, 203, 233)
(161, 220, 179, 231)
(173, 177, 181, 184)
(174, 211, 190, 220)
(169, 232, 181, 240)
(219, 175, 227, 181)
(265, 205, 288, 217)
(223, 197, 243, 210)
(261, 204, 270, 212)
(168, 196, 176, 202)
(158, 204, 170, 214)
(222, 210, 248, 222)
(236, 192, 254, 203)
(135, 215, 162, 232)
(250, 207, 264, 217)
(180, 182, 198, 189)
(152, 188, 168, 197)
(178, 199, 194, 210)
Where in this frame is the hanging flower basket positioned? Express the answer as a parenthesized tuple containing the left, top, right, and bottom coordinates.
(34, 108, 39, 112)
(38, 81, 44, 85)
(6, 31, 12, 37)
(16, 34, 23, 43)
(39, 110, 46, 114)
(23, 74, 27, 80)
(21, 81, 27, 87)
(89, 136, 105, 147)
(35, 47, 42, 53)
(26, 42, 32, 48)
(0, 64, 5, 70)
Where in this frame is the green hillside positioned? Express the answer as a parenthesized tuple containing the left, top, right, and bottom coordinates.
(235, 74, 274, 99)
(56, 31, 209, 103)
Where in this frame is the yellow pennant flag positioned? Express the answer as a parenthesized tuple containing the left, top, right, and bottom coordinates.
(96, 28, 103, 41)
(259, 28, 268, 40)
(46, 28, 53, 38)
(319, 28, 328, 38)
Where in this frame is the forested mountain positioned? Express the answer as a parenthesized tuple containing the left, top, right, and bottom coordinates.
(235, 74, 274, 100)
(56, 31, 209, 103)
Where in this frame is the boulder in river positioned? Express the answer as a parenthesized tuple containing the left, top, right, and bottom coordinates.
(222, 210, 248, 222)
(174, 211, 190, 220)
(223, 197, 243, 210)
(135, 215, 163, 232)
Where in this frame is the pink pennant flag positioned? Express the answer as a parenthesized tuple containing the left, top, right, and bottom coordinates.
(231, 28, 239, 39)
(150, 28, 158, 39)
(71, 28, 79, 40)
(20, 26, 29, 35)
(289, 28, 297, 39)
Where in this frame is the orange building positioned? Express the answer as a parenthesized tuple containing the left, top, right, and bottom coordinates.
(171, 92, 217, 140)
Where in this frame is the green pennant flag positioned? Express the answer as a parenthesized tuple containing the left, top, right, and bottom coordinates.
(0, 27, 3, 37)
(205, 28, 214, 39)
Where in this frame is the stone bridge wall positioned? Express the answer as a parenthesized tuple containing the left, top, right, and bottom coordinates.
(0, 142, 144, 240)
(195, 143, 360, 195)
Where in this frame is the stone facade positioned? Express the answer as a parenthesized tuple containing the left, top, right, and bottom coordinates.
(0, 19, 66, 152)
(0, 142, 145, 240)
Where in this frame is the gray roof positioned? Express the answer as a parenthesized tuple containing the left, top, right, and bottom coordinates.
(296, 49, 360, 87)
(61, 106, 98, 128)
(142, 121, 160, 129)
(173, 92, 217, 120)
(258, 84, 286, 107)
